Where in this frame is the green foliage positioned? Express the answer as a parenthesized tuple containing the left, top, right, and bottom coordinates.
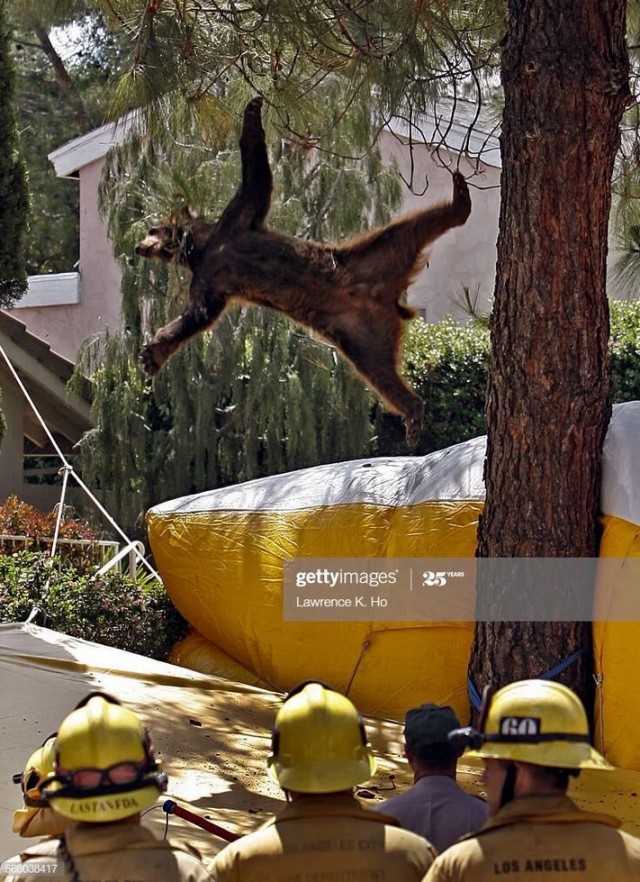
(610, 298, 640, 401)
(97, 0, 503, 149)
(0, 495, 189, 659)
(75, 312, 376, 532)
(378, 299, 640, 456)
(11, 6, 127, 273)
(0, 0, 30, 305)
(0, 550, 188, 660)
(269, 81, 403, 239)
(375, 317, 490, 455)
(0, 494, 104, 571)
(406, 317, 490, 451)
(12, 35, 80, 274)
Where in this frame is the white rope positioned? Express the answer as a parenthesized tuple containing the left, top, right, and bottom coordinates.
(25, 464, 73, 623)
(0, 342, 161, 586)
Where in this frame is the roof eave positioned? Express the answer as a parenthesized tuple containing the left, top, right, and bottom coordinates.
(48, 112, 139, 179)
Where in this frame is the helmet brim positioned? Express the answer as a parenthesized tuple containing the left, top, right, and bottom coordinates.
(464, 742, 614, 771)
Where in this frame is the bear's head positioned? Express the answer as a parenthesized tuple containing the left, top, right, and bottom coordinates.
(135, 207, 213, 267)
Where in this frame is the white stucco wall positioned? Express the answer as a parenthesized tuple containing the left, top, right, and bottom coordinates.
(379, 130, 501, 322)
(8, 158, 122, 363)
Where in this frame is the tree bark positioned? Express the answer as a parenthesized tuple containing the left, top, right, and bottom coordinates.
(469, 1, 630, 715)
(33, 23, 94, 134)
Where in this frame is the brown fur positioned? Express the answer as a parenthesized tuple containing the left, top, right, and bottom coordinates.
(136, 97, 471, 445)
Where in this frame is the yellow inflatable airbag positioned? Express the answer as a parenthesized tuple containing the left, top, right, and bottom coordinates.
(148, 446, 488, 722)
(593, 514, 640, 771)
(150, 498, 482, 721)
(149, 405, 640, 766)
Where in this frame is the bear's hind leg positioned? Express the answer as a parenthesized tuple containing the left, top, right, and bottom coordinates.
(335, 324, 423, 446)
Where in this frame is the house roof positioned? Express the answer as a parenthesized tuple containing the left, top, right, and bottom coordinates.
(48, 100, 501, 176)
(387, 97, 502, 169)
(48, 113, 137, 178)
(0, 310, 91, 449)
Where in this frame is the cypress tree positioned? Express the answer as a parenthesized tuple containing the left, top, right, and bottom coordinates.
(0, 0, 29, 306)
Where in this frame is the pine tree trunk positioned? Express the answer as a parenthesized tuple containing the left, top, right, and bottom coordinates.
(469, 1, 630, 715)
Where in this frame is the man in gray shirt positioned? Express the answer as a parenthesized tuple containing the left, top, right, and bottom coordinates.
(374, 703, 488, 853)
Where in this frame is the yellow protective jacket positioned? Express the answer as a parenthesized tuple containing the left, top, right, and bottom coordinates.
(422, 795, 640, 881)
(0, 819, 213, 882)
(210, 792, 436, 882)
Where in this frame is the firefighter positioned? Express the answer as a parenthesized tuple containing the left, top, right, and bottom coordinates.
(211, 681, 436, 882)
(1, 692, 213, 882)
(11, 735, 68, 840)
(422, 679, 640, 880)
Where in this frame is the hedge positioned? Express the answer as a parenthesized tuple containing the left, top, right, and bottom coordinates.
(0, 497, 188, 661)
(376, 299, 640, 455)
(0, 550, 188, 660)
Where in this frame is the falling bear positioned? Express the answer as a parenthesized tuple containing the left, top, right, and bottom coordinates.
(136, 97, 471, 446)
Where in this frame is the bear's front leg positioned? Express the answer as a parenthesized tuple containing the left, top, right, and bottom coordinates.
(140, 337, 172, 376)
(140, 300, 225, 375)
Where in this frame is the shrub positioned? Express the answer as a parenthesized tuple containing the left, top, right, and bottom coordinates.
(0, 550, 188, 660)
(0, 495, 96, 542)
(375, 301, 640, 455)
(0, 495, 105, 570)
(375, 317, 490, 455)
(610, 299, 640, 402)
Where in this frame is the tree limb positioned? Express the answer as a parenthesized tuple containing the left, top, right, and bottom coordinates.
(32, 22, 94, 133)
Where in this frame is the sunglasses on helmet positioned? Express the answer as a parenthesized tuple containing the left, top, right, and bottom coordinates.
(51, 760, 157, 791)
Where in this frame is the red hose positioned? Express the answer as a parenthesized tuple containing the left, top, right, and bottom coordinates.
(163, 799, 242, 842)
